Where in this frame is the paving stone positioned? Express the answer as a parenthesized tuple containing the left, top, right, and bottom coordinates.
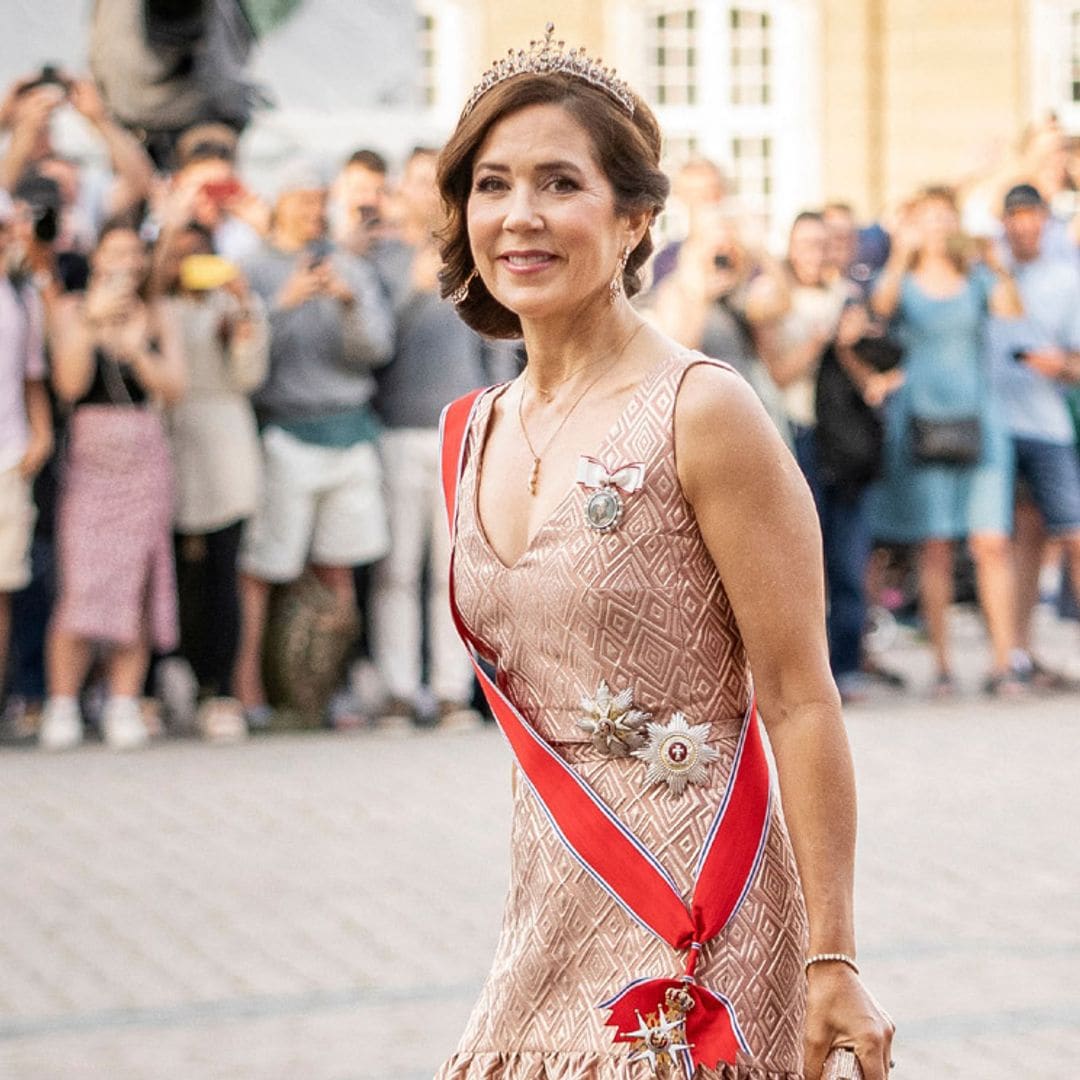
(1, 608, 1077, 1078)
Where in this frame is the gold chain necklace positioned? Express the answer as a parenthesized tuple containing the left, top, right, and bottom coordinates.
(517, 322, 646, 496)
(528, 347, 626, 401)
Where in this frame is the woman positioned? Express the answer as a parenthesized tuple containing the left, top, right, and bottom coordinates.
(650, 205, 792, 444)
(37, 221, 185, 750)
(869, 187, 1023, 696)
(158, 223, 268, 740)
(433, 28, 892, 1080)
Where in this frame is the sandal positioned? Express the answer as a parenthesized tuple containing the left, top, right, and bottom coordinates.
(983, 671, 1028, 699)
(930, 672, 958, 700)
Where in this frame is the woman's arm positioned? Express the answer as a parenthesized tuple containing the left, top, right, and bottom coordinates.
(49, 295, 98, 404)
(674, 363, 894, 1080)
(132, 299, 187, 405)
(744, 256, 791, 325)
(651, 274, 710, 350)
(871, 220, 920, 321)
(978, 245, 1024, 319)
(764, 323, 833, 389)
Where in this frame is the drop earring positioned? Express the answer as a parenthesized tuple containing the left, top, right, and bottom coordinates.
(450, 268, 479, 305)
(609, 245, 632, 305)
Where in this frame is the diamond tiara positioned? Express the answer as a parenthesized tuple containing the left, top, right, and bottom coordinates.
(461, 22, 636, 120)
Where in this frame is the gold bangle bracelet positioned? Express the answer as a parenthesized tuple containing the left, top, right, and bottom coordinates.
(804, 952, 859, 976)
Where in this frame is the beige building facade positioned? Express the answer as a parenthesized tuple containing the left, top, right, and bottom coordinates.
(418, 0, 1080, 229)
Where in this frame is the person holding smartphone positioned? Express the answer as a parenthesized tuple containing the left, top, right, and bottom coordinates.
(38, 221, 186, 751)
(232, 163, 393, 728)
(992, 183, 1080, 683)
(650, 204, 791, 442)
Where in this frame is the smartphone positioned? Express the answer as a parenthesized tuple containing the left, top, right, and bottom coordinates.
(179, 254, 239, 292)
(201, 177, 244, 205)
(357, 204, 380, 227)
(306, 238, 334, 268)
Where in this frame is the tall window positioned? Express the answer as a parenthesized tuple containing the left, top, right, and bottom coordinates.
(729, 7, 771, 106)
(648, 9, 699, 106)
(731, 135, 773, 217)
(418, 10, 438, 108)
(1030, 1, 1080, 131)
(639, 1, 816, 230)
(1071, 8, 1080, 104)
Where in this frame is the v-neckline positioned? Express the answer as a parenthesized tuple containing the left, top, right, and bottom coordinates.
(471, 353, 676, 572)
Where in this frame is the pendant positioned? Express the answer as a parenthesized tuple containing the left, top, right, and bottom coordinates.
(624, 988, 696, 1077)
(575, 680, 651, 756)
(584, 484, 623, 532)
(528, 457, 540, 496)
(633, 712, 720, 796)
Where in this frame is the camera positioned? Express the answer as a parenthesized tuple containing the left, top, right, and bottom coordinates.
(17, 64, 71, 97)
(13, 172, 62, 245)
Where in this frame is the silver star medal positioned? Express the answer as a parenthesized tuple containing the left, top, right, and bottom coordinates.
(625, 1007, 693, 1075)
(576, 680, 651, 757)
(633, 712, 719, 796)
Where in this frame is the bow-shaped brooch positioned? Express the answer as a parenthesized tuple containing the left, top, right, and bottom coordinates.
(576, 456, 647, 533)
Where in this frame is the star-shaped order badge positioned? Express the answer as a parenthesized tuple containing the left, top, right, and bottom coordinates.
(624, 1006, 693, 1075)
(633, 712, 719, 796)
(576, 680, 651, 757)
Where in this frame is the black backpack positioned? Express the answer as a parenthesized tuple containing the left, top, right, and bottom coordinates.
(814, 336, 901, 494)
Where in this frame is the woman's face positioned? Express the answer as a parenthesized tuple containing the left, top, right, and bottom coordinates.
(466, 102, 637, 324)
(787, 217, 828, 286)
(92, 228, 147, 285)
(914, 196, 958, 248)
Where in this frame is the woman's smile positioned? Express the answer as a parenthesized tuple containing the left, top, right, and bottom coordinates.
(499, 249, 559, 273)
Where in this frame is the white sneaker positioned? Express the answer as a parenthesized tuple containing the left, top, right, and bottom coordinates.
(196, 697, 248, 744)
(102, 697, 150, 751)
(155, 656, 199, 734)
(38, 697, 84, 751)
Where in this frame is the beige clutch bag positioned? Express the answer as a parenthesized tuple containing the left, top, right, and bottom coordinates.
(822, 1048, 864, 1080)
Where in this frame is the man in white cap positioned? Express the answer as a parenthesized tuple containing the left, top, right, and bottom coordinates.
(233, 161, 393, 726)
(0, 189, 51, 707)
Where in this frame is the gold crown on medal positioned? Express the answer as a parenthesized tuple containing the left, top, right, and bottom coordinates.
(462, 22, 636, 120)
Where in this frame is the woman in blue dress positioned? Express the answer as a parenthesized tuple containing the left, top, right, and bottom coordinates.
(869, 186, 1024, 695)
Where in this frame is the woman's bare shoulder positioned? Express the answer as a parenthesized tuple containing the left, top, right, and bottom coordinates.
(674, 357, 796, 501)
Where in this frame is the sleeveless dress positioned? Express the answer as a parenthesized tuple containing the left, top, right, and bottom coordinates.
(438, 351, 808, 1080)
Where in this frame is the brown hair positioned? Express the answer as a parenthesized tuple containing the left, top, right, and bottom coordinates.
(436, 73, 670, 339)
(911, 184, 970, 275)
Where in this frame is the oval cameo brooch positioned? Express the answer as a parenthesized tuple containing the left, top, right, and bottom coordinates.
(576, 456, 646, 534)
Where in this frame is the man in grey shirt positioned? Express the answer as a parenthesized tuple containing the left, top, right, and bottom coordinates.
(233, 163, 393, 725)
(371, 147, 516, 730)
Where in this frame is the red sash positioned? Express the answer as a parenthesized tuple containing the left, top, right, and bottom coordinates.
(439, 389, 772, 1076)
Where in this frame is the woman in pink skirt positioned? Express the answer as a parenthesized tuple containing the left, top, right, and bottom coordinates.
(39, 221, 186, 750)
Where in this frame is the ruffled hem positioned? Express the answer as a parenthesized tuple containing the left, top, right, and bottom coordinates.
(435, 1051, 803, 1080)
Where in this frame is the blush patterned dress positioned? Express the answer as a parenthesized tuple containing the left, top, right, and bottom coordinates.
(437, 351, 808, 1080)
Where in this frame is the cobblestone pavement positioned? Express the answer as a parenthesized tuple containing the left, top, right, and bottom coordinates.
(1, 608, 1078, 1080)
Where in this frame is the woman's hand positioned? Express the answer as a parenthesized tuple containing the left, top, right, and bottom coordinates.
(275, 259, 323, 309)
(804, 965, 895, 1080)
(84, 277, 135, 325)
(103, 303, 150, 362)
(861, 369, 905, 408)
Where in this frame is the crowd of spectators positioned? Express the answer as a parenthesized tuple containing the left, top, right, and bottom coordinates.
(2, 59, 1080, 751)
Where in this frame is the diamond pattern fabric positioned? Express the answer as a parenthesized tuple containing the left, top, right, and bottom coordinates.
(438, 353, 807, 1079)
